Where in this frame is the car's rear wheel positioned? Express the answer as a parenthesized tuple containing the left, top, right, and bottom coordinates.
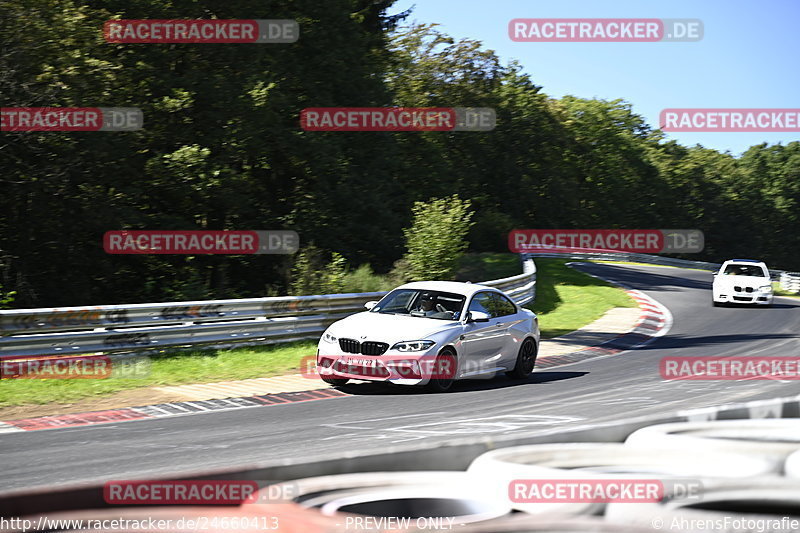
(506, 338, 537, 379)
(426, 349, 457, 393)
(321, 375, 349, 387)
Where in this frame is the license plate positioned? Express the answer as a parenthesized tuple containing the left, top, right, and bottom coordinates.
(345, 358, 377, 367)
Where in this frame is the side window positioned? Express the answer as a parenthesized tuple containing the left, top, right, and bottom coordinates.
(468, 292, 493, 316)
(489, 293, 517, 317)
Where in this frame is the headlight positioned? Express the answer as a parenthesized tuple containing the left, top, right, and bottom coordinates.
(322, 332, 338, 343)
(391, 340, 435, 352)
(759, 285, 773, 292)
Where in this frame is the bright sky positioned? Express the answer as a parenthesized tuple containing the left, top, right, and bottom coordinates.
(389, 0, 800, 156)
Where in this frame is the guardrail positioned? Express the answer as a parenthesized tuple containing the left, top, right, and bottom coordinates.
(0, 257, 536, 358)
(525, 250, 794, 283)
(780, 272, 800, 294)
(524, 250, 724, 271)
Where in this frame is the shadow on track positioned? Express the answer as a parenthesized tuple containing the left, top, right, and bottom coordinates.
(632, 332, 798, 351)
(335, 371, 589, 396)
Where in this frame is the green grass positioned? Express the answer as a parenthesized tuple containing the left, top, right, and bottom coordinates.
(527, 259, 636, 338)
(2, 255, 634, 408)
(0, 341, 317, 407)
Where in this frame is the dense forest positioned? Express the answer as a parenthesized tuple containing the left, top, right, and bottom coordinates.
(1, 0, 798, 308)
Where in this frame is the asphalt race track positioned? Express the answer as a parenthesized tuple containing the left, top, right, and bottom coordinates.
(2, 263, 799, 492)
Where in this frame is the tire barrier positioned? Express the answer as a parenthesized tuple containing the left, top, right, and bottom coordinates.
(784, 450, 800, 479)
(624, 419, 800, 473)
(466, 443, 774, 515)
(262, 472, 512, 527)
(605, 478, 800, 533)
(7, 399, 800, 532)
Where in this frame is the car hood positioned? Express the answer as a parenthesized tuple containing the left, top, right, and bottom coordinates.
(326, 311, 459, 344)
(714, 275, 769, 288)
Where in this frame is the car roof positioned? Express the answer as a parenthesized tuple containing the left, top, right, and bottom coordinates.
(723, 259, 767, 266)
(396, 280, 500, 297)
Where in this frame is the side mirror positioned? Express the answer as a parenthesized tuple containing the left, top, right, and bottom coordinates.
(364, 301, 378, 311)
(466, 310, 491, 323)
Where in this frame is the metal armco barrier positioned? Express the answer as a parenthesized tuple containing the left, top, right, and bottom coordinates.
(780, 272, 800, 294)
(526, 250, 793, 281)
(0, 258, 536, 358)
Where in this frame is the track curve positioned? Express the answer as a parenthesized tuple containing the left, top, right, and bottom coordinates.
(2, 263, 799, 492)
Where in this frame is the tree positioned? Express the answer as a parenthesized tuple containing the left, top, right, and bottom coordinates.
(403, 195, 474, 281)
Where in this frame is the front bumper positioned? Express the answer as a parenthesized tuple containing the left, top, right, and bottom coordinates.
(714, 291, 773, 305)
(316, 342, 443, 385)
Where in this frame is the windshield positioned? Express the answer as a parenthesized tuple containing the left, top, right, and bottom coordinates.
(722, 264, 767, 277)
(370, 289, 466, 320)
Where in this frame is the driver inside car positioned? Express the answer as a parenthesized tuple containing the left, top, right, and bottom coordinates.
(418, 294, 438, 316)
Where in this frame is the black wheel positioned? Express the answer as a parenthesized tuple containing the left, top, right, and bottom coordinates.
(425, 349, 457, 393)
(506, 338, 537, 379)
(321, 375, 349, 387)
(713, 300, 721, 307)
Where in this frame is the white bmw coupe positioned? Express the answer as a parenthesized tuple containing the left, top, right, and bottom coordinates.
(316, 281, 540, 392)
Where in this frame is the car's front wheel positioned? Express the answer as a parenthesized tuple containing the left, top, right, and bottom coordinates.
(321, 375, 349, 387)
(425, 349, 457, 393)
(506, 338, 537, 379)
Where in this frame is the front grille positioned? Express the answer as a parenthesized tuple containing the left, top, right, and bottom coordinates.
(338, 338, 389, 355)
(361, 341, 389, 355)
(733, 296, 752, 302)
(734, 286, 754, 293)
(339, 338, 361, 354)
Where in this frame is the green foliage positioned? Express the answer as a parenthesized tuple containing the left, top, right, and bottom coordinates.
(0, 284, 16, 309)
(386, 257, 414, 287)
(455, 253, 520, 282)
(341, 264, 391, 293)
(1, 9, 799, 309)
(290, 245, 348, 296)
(403, 195, 475, 281)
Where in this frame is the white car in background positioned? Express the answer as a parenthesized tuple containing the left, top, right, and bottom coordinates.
(316, 281, 540, 392)
(712, 259, 773, 307)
